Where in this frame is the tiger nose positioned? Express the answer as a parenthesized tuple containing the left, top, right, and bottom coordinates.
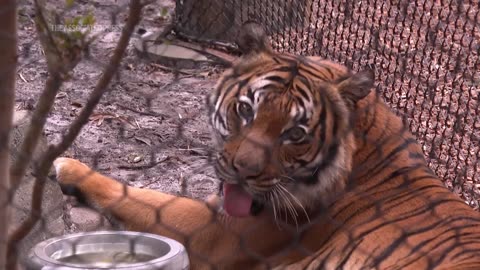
(233, 157, 264, 177)
(233, 150, 266, 178)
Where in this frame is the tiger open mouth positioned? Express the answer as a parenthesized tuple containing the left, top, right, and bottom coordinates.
(222, 182, 265, 217)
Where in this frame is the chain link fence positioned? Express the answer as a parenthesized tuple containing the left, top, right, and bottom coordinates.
(175, 0, 480, 208)
(2, 0, 480, 269)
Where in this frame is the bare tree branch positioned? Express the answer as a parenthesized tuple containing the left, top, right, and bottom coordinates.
(0, 1, 17, 269)
(9, 74, 63, 192)
(9, 0, 79, 197)
(6, 0, 144, 268)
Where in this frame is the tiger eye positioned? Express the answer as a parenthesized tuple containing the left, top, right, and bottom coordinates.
(237, 102, 253, 120)
(287, 127, 306, 142)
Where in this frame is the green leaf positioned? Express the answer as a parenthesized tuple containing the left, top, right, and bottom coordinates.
(81, 12, 95, 26)
(72, 16, 81, 27)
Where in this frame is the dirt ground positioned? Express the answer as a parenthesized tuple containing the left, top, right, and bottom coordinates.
(16, 0, 220, 201)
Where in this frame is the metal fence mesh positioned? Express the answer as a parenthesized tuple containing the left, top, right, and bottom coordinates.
(175, 0, 480, 208)
(2, 0, 480, 269)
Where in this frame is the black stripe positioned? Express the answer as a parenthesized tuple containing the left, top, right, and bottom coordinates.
(292, 94, 335, 184)
(354, 115, 402, 167)
(324, 182, 461, 250)
(398, 230, 480, 269)
(370, 217, 480, 268)
(296, 96, 305, 108)
(214, 111, 226, 131)
(272, 56, 281, 64)
(295, 83, 311, 101)
(299, 67, 330, 81)
(354, 164, 428, 200)
(277, 55, 300, 66)
(298, 110, 309, 125)
(246, 87, 254, 101)
(408, 151, 425, 160)
(298, 142, 340, 185)
(306, 64, 337, 81)
(333, 181, 444, 225)
(314, 94, 328, 143)
(275, 65, 296, 73)
(329, 101, 343, 138)
(334, 203, 474, 267)
(321, 66, 335, 78)
(336, 237, 366, 269)
(265, 75, 287, 84)
(311, 248, 334, 270)
(430, 231, 480, 268)
(450, 244, 480, 261)
(354, 103, 378, 151)
(216, 83, 237, 111)
(211, 79, 227, 106)
(354, 138, 418, 181)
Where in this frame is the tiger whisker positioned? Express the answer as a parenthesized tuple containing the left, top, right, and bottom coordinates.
(280, 174, 296, 183)
(282, 186, 300, 228)
(275, 185, 299, 228)
(281, 185, 309, 223)
(282, 187, 300, 222)
(278, 182, 311, 223)
(275, 186, 288, 224)
(273, 188, 284, 227)
(267, 191, 280, 228)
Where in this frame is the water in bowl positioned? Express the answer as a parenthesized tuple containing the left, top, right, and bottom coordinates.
(57, 251, 156, 267)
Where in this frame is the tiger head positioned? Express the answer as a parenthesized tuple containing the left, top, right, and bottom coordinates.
(208, 23, 374, 220)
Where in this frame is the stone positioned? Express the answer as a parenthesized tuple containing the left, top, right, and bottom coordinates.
(69, 207, 112, 232)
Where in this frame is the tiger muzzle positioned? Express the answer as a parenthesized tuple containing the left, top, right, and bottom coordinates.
(232, 140, 270, 178)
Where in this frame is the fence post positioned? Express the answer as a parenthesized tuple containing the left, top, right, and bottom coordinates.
(0, 0, 17, 268)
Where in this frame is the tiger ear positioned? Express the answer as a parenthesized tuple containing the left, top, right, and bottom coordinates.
(337, 70, 374, 107)
(236, 22, 271, 54)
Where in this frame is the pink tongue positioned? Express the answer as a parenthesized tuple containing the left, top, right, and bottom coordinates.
(223, 183, 253, 217)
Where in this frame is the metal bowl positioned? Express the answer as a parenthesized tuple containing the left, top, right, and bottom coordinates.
(25, 231, 189, 270)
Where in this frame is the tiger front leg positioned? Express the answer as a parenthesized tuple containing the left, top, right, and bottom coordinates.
(52, 157, 286, 269)
(53, 157, 223, 235)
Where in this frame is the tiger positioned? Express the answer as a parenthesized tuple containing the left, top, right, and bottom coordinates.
(53, 22, 480, 269)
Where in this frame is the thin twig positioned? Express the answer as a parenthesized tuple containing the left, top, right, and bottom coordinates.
(16, 57, 42, 73)
(6, 1, 144, 269)
(117, 103, 167, 118)
(9, 73, 63, 192)
(31, 0, 62, 71)
(117, 157, 169, 170)
(150, 63, 196, 76)
(9, 0, 78, 196)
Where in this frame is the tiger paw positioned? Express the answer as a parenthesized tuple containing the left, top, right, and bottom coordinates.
(53, 157, 93, 187)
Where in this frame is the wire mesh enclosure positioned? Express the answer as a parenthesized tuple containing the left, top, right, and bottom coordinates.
(4, 0, 480, 269)
(175, 0, 312, 42)
(175, 0, 480, 208)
